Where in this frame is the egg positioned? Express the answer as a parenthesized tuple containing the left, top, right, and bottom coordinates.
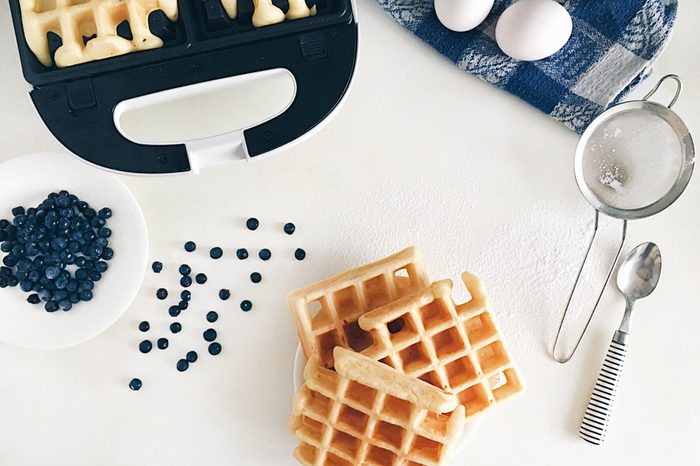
(495, 0, 573, 61)
(435, 0, 495, 33)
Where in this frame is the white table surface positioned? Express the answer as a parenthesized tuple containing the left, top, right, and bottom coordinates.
(1, 2, 699, 465)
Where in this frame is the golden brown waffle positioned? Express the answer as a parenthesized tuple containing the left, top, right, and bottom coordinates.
(291, 347, 466, 466)
(288, 247, 430, 369)
(19, 0, 179, 68)
(358, 273, 523, 418)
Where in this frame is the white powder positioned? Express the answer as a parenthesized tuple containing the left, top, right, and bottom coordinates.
(581, 109, 683, 210)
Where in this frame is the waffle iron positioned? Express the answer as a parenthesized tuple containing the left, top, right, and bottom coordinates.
(9, 0, 358, 174)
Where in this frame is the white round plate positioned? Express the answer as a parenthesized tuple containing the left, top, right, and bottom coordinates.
(0, 152, 148, 350)
(293, 345, 479, 452)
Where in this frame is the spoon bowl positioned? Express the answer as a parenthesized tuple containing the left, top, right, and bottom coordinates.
(616, 242, 663, 302)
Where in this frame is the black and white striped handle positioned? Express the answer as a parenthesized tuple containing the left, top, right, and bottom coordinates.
(580, 331, 628, 445)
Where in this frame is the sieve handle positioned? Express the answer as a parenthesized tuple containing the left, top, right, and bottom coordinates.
(642, 74, 682, 109)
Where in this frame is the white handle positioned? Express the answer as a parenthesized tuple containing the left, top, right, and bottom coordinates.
(580, 332, 628, 445)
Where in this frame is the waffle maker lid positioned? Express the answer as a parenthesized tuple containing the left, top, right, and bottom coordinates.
(9, 0, 358, 174)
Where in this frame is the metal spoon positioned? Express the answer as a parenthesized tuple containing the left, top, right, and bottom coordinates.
(579, 242, 662, 445)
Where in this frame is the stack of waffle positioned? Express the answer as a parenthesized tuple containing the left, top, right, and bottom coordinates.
(288, 247, 523, 466)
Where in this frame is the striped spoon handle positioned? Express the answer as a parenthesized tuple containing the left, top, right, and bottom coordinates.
(579, 331, 628, 445)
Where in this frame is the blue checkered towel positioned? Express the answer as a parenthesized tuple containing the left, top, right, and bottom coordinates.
(377, 0, 678, 132)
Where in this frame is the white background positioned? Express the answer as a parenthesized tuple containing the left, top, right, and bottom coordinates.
(1, 1, 699, 465)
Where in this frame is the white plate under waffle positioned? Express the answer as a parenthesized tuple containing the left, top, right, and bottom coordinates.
(0, 152, 148, 349)
(292, 344, 479, 453)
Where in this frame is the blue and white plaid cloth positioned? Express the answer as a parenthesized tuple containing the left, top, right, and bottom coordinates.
(377, 0, 678, 132)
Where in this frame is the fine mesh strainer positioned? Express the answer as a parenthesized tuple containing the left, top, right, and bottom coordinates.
(552, 74, 695, 363)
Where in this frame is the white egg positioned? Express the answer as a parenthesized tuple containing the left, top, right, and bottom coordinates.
(435, 0, 495, 33)
(495, 0, 573, 61)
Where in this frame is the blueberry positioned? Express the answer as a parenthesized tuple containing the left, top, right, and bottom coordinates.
(88, 271, 102, 282)
(20, 280, 33, 292)
(246, 218, 259, 230)
(180, 290, 191, 301)
(236, 248, 249, 260)
(250, 272, 262, 284)
(11, 206, 25, 216)
(240, 300, 252, 312)
(69, 292, 80, 304)
(186, 351, 198, 363)
(203, 328, 217, 342)
(179, 264, 191, 276)
(156, 288, 168, 300)
(58, 300, 72, 311)
(38, 288, 52, 302)
(176, 359, 189, 372)
(90, 217, 106, 228)
(84, 207, 96, 218)
(208, 342, 222, 356)
(95, 261, 108, 273)
(210, 247, 223, 259)
(139, 340, 152, 353)
(50, 237, 68, 251)
(75, 268, 88, 280)
(295, 248, 307, 261)
(157, 338, 169, 350)
(206, 311, 218, 323)
(79, 290, 93, 301)
(128, 378, 142, 391)
(184, 241, 196, 252)
(180, 276, 192, 288)
(98, 208, 112, 219)
(284, 223, 296, 235)
(170, 322, 182, 334)
(169, 305, 181, 317)
(219, 289, 230, 301)
(55, 275, 69, 289)
(139, 321, 150, 332)
(27, 294, 41, 304)
(44, 300, 58, 312)
(259, 249, 271, 261)
(98, 227, 111, 238)
(152, 261, 163, 273)
(195, 273, 207, 284)
(178, 300, 188, 310)
(101, 247, 114, 260)
(45, 266, 61, 280)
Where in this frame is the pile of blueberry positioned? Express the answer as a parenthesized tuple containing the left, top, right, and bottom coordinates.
(128, 218, 305, 391)
(0, 191, 113, 312)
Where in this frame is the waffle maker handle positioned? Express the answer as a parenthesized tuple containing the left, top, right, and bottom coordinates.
(29, 24, 358, 175)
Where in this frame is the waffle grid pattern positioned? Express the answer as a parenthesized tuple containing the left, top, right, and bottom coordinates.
(19, 0, 178, 67)
(359, 273, 523, 417)
(292, 348, 465, 466)
(288, 247, 430, 369)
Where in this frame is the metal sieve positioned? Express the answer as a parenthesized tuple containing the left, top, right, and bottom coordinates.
(552, 74, 695, 363)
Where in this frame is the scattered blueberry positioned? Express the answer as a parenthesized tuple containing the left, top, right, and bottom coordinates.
(246, 218, 259, 230)
(139, 340, 153, 353)
(240, 300, 252, 312)
(184, 241, 196, 252)
(170, 322, 182, 334)
(98, 208, 112, 219)
(157, 338, 169, 350)
(128, 378, 142, 391)
(250, 272, 262, 284)
(206, 311, 218, 323)
(284, 223, 296, 235)
(179, 264, 191, 276)
(236, 248, 249, 260)
(219, 289, 230, 301)
(180, 290, 191, 301)
(176, 359, 189, 372)
(203, 328, 217, 342)
(178, 300, 189, 310)
(208, 342, 222, 356)
(195, 273, 207, 284)
(210, 247, 223, 259)
(295, 248, 307, 261)
(139, 321, 150, 332)
(180, 275, 192, 287)
(156, 288, 168, 300)
(169, 305, 181, 317)
(259, 249, 271, 261)
(186, 351, 198, 363)
(27, 293, 41, 304)
(45, 300, 59, 312)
